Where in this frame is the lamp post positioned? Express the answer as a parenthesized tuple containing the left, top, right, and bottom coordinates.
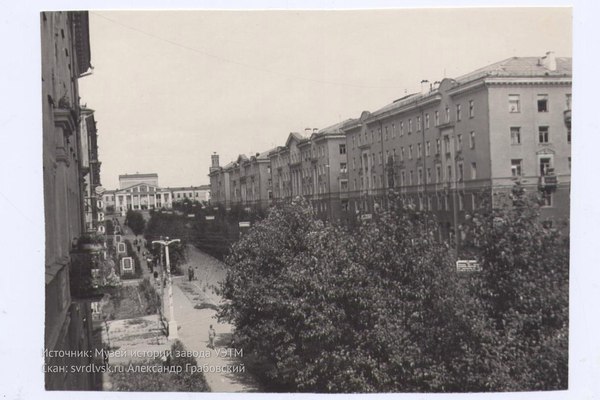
(152, 236, 180, 340)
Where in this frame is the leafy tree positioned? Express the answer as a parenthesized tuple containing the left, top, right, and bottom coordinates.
(126, 210, 146, 236)
(461, 184, 569, 390)
(219, 197, 488, 392)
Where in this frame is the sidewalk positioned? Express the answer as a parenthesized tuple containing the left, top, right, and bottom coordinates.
(171, 279, 258, 392)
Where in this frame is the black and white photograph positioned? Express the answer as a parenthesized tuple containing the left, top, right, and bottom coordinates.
(2, 2, 600, 399)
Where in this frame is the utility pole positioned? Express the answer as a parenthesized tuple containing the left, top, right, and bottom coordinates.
(152, 236, 180, 340)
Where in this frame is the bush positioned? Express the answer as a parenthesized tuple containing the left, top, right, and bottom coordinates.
(138, 278, 161, 315)
(109, 340, 209, 391)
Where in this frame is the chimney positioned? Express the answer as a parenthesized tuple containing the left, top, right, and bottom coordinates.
(304, 128, 311, 136)
(542, 51, 557, 71)
(313, 128, 318, 134)
(432, 81, 441, 91)
(420, 79, 429, 95)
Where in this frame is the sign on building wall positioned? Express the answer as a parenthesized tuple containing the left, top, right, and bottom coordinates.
(456, 260, 481, 273)
(205, 215, 215, 221)
(239, 221, 250, 228)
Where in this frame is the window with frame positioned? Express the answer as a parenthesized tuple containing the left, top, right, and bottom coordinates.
(539, 157, 552, 176)
(511, 159, 522, 177)
(447, 165, 452, 182)
(409, 170, 414, 185)
(456, 104, 462, 121)
(436, 164, 442, 182)
(567, 127, 571, 143)
(537, 94, 549, 112)
(408, 145, 413, 159)
(417, 143, 422, 158)
(401, 170, 406, 186)
(426, 168, 431, 183)
(340, 162, 347, 173)
(471, 162, 477, 180)
(444, 136, 451, 154)
(400, 147, 404, 161)
(469, 131, 475, 149)
(379, 152, 383, 165)
(339, 144, 346, 154)
(436, 139, 441, 154)
(418, 168, 423, 184)
(509, 94, 520, 113)
(445, 106, 450, 122)
(458, 192, 464, 211)
(417, 116, 421, 131)
(457, 134, 463, 151)
(457, 162, 464, 181)
(469, 100, 474, 118)
(435, 111, 440, 126)
(425, 113, 430, 129)
(511, 127, 521, 145)
(566, 93, 572, 109)
(408, 119, 413, 133)
(539, 126, 549, 143)
(384, 126, 389, 141)
(341, 180, 348, 191)
(400, 121, 404, 136)
(391, 123, 396, 138)
(426, 141, 431, 156)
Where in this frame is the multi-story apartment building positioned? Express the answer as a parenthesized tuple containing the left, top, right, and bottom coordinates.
(209, 52, 571, 235)
(211, 124, 351, 219)
(346, 52, 571, 240)
(42, 11, 97, 390)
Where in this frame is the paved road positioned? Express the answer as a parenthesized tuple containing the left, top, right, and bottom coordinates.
(171, 245, 258, 392)
(114, 213, 257, 391)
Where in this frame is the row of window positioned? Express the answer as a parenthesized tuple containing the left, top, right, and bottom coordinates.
(510, 126, 571, 144)
(350, 103, 476, 148)
(508, 93, 571, 113)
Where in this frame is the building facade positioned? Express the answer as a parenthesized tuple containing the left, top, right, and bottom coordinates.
(102, 173, 209, 214)
(42, 11, 97, 390)
(209, 53, 571, 234)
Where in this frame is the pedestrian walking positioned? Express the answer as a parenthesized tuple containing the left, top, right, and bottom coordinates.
(188, 265, 193, 282)
(208, 325, 216, 349)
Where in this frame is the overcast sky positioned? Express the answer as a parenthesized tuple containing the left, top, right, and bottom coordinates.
(78, 8, 572, 189)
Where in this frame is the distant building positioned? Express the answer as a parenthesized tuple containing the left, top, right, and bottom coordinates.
(209, 52, 571, 236)
(102, 173, 209, 214)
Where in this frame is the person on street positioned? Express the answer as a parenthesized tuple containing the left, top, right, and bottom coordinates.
(208, 325, 216, 349)
(188, 265, 193, 282)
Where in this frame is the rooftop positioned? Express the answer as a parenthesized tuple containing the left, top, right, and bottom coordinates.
(119, 173, 159, 179)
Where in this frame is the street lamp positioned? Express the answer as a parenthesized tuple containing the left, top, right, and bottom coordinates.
(152, 236, 180, 340)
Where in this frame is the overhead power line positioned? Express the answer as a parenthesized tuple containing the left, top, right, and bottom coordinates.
(90, 12, 404, 90)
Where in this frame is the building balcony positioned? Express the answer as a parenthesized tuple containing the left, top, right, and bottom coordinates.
(564, 109, 571, 128)
(339, 172, 349, 179)
(539, 170, 558, 190)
